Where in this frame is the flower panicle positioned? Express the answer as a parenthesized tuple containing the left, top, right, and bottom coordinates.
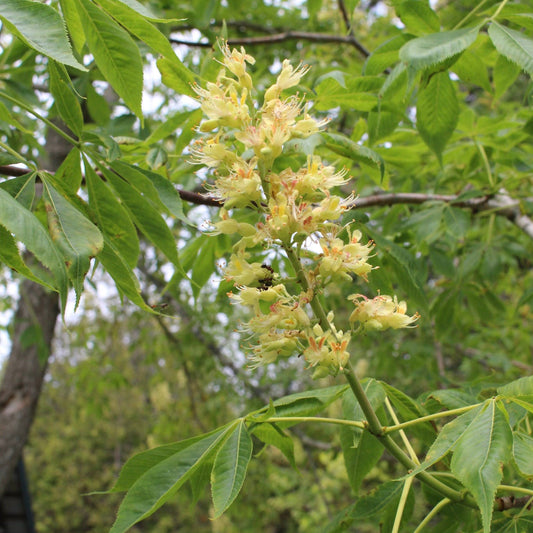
(191, 43, 419, 373)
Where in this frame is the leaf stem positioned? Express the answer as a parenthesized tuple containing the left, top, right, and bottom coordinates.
(265, 416, 365, 429)
(385, 397, 420, 464)
(489, 0, 511, 22)
(476, 140, 494, 187)
(392, 477, 413, 533)
(452, 0, 490, 29)
(498, 485, 533, 497)
(0, 90, 80, 148)
(383, 403, 482, 434)
(413, 498, 451, 532)
(0, 141, 36, 168)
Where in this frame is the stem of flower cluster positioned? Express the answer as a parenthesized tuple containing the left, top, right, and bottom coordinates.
(283, 241, 477, 508)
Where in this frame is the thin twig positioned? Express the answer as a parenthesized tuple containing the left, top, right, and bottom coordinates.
(170, 31, 370, 57)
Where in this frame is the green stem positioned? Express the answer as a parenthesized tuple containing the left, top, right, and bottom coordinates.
(452, 0, 490, 29)
(489, 0, 511, 22)
(413, 498, 451, 533)
(0, 90, 80, 148)
(284, 241, 476, 508)
(265, 416, 365, 429)
(498, 485, 533, 497)
(476, 140, 494, 187)
(392, 477, 413, 533)
(383, 403, 481, 434)
(0, 140, 36, 168)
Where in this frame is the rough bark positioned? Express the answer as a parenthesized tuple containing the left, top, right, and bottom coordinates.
(0, 121, 68, 497)
(0, 281, 59, 496)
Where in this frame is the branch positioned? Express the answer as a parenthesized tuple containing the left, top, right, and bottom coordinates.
(170, 31, 370, 56)
(350, 191, 533, 241)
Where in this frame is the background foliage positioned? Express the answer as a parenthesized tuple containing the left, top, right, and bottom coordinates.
(1, 0, 533, 531)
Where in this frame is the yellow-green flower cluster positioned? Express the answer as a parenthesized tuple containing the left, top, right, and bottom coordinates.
(193, 43, 418, 372)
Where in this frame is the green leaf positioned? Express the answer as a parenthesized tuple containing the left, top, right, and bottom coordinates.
(145, 110, 193, 145)
(55, 148, 83, 195)
(325, 480, 404, 532)
(75, 0, 143, 118)
(269, 385, 348, 419)
(408, 404, 482, 477)
(146, 146, 168, 170)
(513, 432, 533, 478)
(399, 25, 481, 72)
(314, 76, 380, 112)
(85, 164, 139, 269)
(41, 175, 103, 306)
(493, 54, 521, 100)
(96, 0, 190, 70)
(0, 225, 54, 289)
(451, 400, 513, 533)
(380, 381, 435, 444)
(0, 173, 36, 209)
(396, 1, 440, 36)
(0, 186, 68, 310)
(451, 49, 492, 92)
(427, 389, 478, 410)
(321, 132, 385, 180)
(341, 428, 383, 495)
(59, 0, 86, 54)
(110, 425, 232, 533)
(488, 22, 533, 76)
(211, 420, 252, 517)
(134, 167, 191, 226)
(102, 167, 180, 266)
(367, 231, 429, 312)
(157, 57, 197, 98)
(498, 376, 533, 402)
(48, 61, 84, 137)
(364, 35, 411, 75)
(416, 71, 459, 160)
(112, 426, 229, 493)
(0, 0, 86, 70)
(112, 0, 177, 22)
(191, 236, 217, 298)
(251, 424, 296, 469)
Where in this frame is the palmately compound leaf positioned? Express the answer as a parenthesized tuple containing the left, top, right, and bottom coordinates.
(399, 25, 482, 72)
(451, 400, 513, 533)
(211, 420, 253, 517)
(488, 22, 533, 77)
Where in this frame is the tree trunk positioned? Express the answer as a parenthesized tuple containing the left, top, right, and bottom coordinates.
(0, 121, 69, 497)
(0, 281, 59, 496)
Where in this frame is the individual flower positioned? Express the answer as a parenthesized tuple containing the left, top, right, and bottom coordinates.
(220, 43, 255, 89)
(224, 251, 273, 286)
(303, 323, 351, 369)
(249, 330, 300, 367)
(190, 137, 238, 168)
(348, 294, 419, 330)
(319, 230, 374, 281)
(207, 157, 263, 208)
(292, 156, 349, 198)
(264, 59, 310, 102)
(193, 82, 250, 129)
